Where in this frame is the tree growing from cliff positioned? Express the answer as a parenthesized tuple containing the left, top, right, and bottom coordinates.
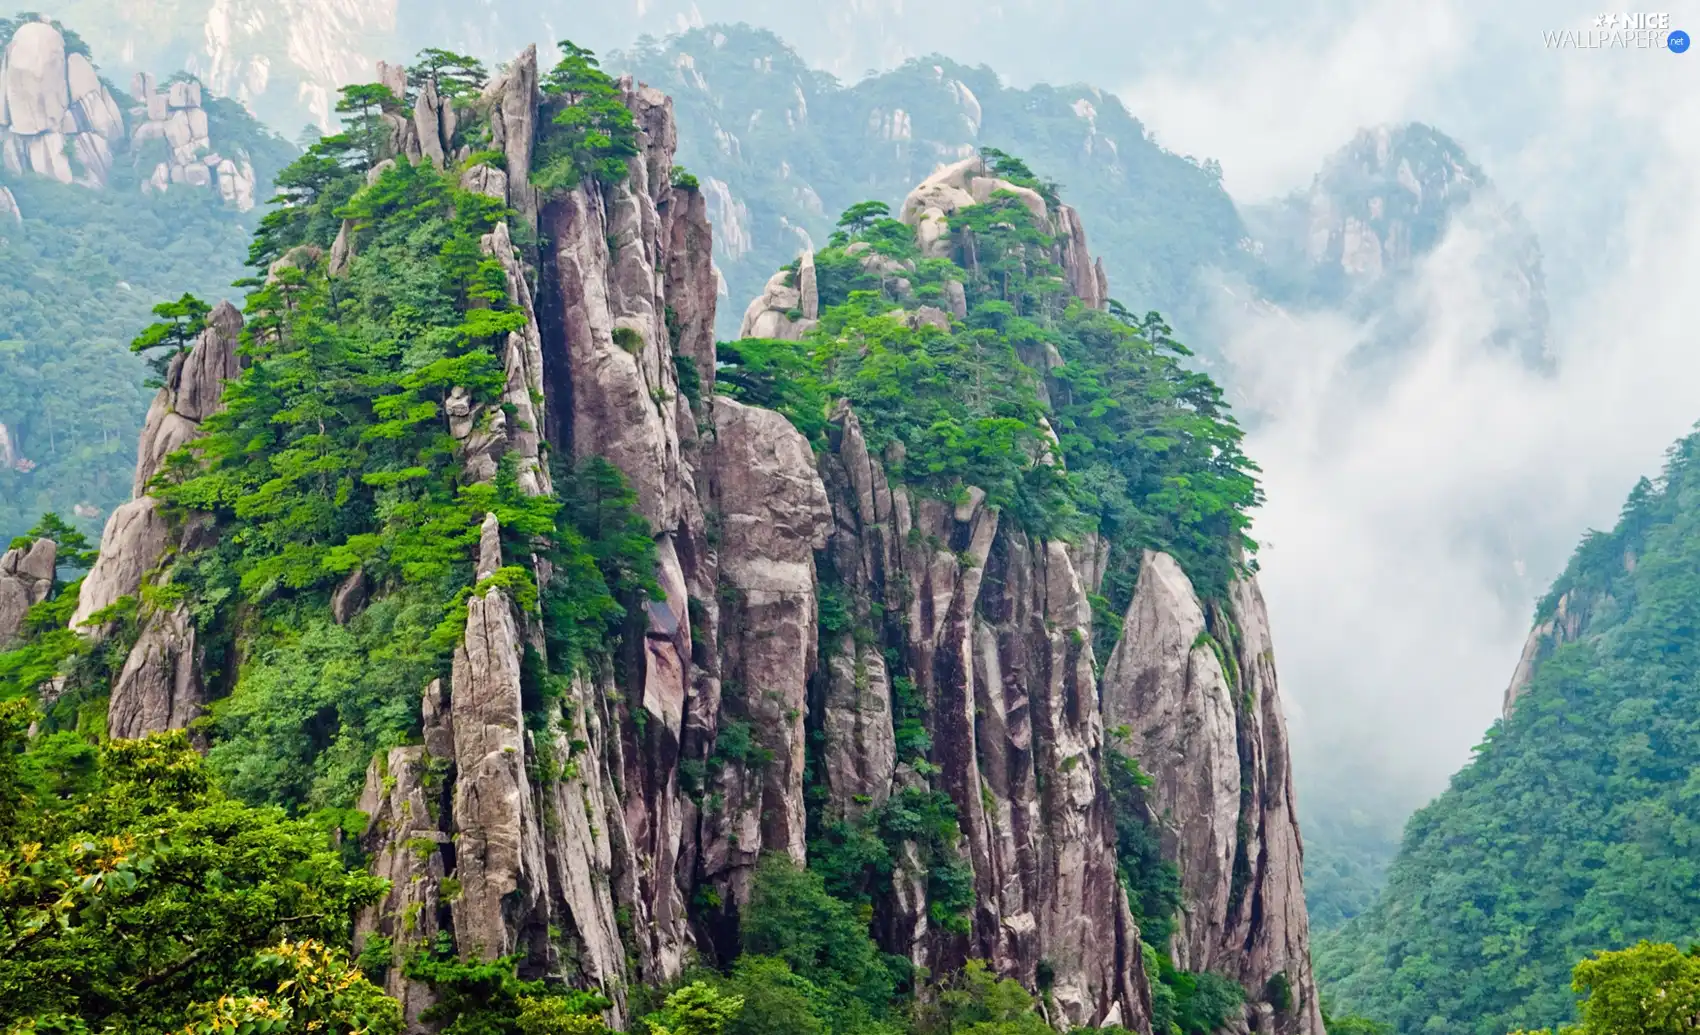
(836, 201, 891, 237)
(335, 83, 404, 170)
(408, 48, 488, 101)
(534, 40, 639, 191)
(128, 292, 210, 384)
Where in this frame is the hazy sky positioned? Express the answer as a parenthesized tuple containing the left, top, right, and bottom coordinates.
(1124, 0, 1700, 811)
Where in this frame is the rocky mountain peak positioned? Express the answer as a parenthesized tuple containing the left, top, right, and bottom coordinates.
(14, 39, 1316, 1035)
(1245, 121, 1551, 370)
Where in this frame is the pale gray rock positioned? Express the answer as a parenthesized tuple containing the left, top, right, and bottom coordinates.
(1503, 588, 1594, 717)
(1102, 552, 1241, 969)
(132, 301, 243, 495)
(484, 45, 538, 228)
(353, 745, 446, 1030)
(3, 22, 70, 137)
(331, 567, 368, 624)
(799, 248, 819, 320)
(736, 266, 815, 341)
(0, 537, 56, 646)
(460, 161, 507, 200)
(945, 279, 968, 319)
(1100, 552, 1322, 1034)
(413, 78, 445, 168)
(0, 185, 18, 223)
(703, 397, 832, 891)
(480, 220, 551, 497)
(374, 60, 407, 103)
(328, 219, 353, 275)
(70, 497, 170, 632)
(108, 602, 202, 740)
(448, 519, 548, 960)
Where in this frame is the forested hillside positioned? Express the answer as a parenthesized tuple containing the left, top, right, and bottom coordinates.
(0, 37, 1330, 1035)
(1315, 430, 1700, 1034)
(0, 16, 295, 544)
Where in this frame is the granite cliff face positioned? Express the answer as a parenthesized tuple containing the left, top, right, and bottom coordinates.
(80, 47, 1322, 1035)
(1101, 554, 1321, 1035)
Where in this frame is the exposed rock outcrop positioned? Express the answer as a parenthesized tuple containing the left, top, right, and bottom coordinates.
(1244, 122, 1549, 370)
(0, 19, 124, 186)
(75, 47, 1321, 1035)
(0, 185, 19, 222)
(700, 398, 832, 896)
(736, 261, 817, 340)
(1101, 552, 1322, 1035)
(0, 18, 255, 206)
(353, 744, 449, 1028)
(130, 73, 257, 210)
(79, 301, 244, 739)
(0, 537, 56, 646)
(1502, 587, 1595, 717)
(897, 155, 1108, 312)
(810, 399, 1149, 1030)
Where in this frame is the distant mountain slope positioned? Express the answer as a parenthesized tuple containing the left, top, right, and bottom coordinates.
(612, 25, 1251, 340)
(0, 16, 294, 543)
(1314, 430, 1700, 1034)
(1242, 122, 1550, 372)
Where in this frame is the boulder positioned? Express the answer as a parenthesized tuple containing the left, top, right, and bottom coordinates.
(3, 22, 70, 137)
(0, 538, 56, 645)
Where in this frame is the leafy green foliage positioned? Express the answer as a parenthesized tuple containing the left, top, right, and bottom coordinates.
(1105, 748, 1181, 948)
(809, 788, 974, 936)
(540, 456, 660, 681)
(404, 933, 612, 1035)
(740, 856, 905, 1030)
(535, 41, 639, 192)
(717, 193, 1259, 588)
(127, 292, 210, 383)
(408, 49, 489, 101)
(1506, 942, 1700, 1035)
(915, 960, 1051, 1035)
(204, 594, 447, 811)
(10, 512, 96, 572)
(0, 720, 391, 1033)
(644, 982, 745, 1035)
(158, 157, 524, 603)
(1317, 427, 1700, 1034)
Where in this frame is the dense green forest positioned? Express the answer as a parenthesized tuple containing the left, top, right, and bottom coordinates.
(0, 56, 295, 546)
(1315, 429, 1700, 1034)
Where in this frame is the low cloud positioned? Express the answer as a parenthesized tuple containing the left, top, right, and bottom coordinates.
(1122, 1, 1700, 809)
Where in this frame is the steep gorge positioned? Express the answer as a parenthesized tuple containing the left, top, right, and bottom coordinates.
(7, 42, 1323, 1035)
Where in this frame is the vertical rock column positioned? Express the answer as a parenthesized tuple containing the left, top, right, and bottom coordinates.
(74, 301, 244, 740)
(1101, 552, 1323, 1035)
(700, 398, 831, 904)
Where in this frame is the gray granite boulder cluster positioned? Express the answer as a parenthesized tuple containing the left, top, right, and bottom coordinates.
(130, 72, 256, 210)
(0, 19, 123, 185)
(0, 17, 254, 208)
